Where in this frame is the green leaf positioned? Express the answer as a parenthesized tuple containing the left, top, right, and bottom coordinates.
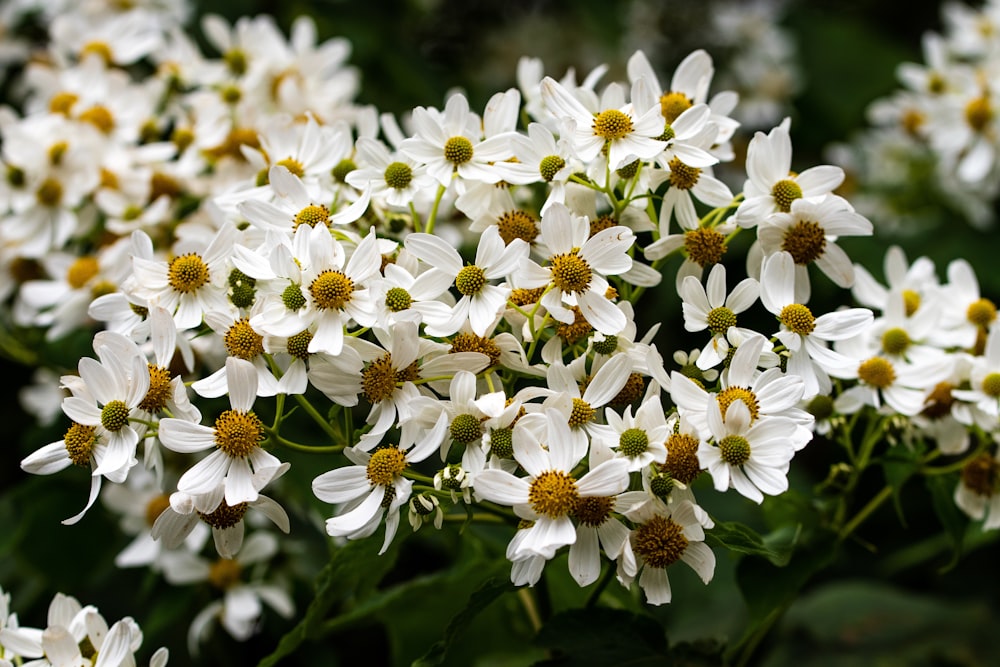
(706, 520, 796, 566)
(413, 574, 515, 666)
(256, 536, 401, 667)
(532, 607, 669, 666)
(924, 474, 967, 572)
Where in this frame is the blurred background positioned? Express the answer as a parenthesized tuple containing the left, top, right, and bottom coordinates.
(2, 0, 998, 665)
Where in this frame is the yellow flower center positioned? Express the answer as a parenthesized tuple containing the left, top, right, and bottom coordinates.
(967, 298, 997, 328)
(455, 265, 487, 296)
(549, 252, 592, 294)
(145, 494, 171, 527)
(384, 161, 413, 189)
(366, 446, 407, 486)
(781, 220, 827, 264)
(881, 327, 911, 355)
(64, 422, 97, 467)
(857, 357, 896, 389)
(716, 387, 760, 423)
(49, 91, 79, 115)
(965, 95, 993, 133)
(309, 270, 354, 310)
(66, 257, 100, 290)
(497, 209, 538, 246)
(568, 397, 595, 427)
(633, 515, 689, 569)
(718, 434, 751, 466)
(618, 428, 649, 457)
(449, 332, 502, 368)
(659, 91, 692, 124)
(668, 157, 701, 190)
(592, 109, 634, 140)
(275, 157, 304, 177)
(78, 105, 115, 134)
(662, 432, 702, 485)
(208, 559, 242, 590)
(100, 400, 130, 432)
(684, 228, 727, 268)
(539, 155, 566, 182)
(982, 373, 1000, 398)
(771, 179, 803, 212)
(293, 204, 330, 229)
(961, 452, 1000, 497)
(81, 40, 113, 64)
(139, 364, 173, 413)
(528, 470, 580, 518)
(444, 136, 474, 165)
(902, 290, 921, 317)
(35, 178, 63, 206)
(572, 495, 615, 527)
(213, 409, 264, 458)
(779, 303, 815, 335)
(450, 414, 482, 443)
(198, 501, 249, 529)
(706, 306, 737, 336)
(168, 253, 210, 293)
(286, 330, 313, 361)
(224, 317, 264, 360)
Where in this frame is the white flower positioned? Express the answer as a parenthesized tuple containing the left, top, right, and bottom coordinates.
(518, 203, 634, 335)
(405, 226, 527, 337)
(678, 262, 759, 370)
(759, 251, 873, 399)
(618, 498, 715, 605)
(346, 136, 436, 209)
(953, 448, 1000, 530)
(474, 408, 630, 560)
(591, 393, 669, 472)
(312, 411, 449, 554)
(159, 357, 286, 506)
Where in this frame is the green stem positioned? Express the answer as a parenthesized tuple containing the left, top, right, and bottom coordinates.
(293, 393, 340, 443)
(424, 183, 447, 235)
(838, 485, 893, 540)
(264, 426, 343, 454)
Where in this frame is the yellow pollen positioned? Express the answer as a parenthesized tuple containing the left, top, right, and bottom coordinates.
(455, 265, 487, 296)
(66, 257, 100, 289)
(362, 354, 397, 403)
(224, 318, 264, 360)
(967, 298, 997, 328)
(80, 40, 113, 64)
(213, 409, 264, 458)
(64, 422, 97, 467)
(668, 157, 701, 190)
(223, 48, 248, 76)
(549, 252, 592, 293)
(172, 128, 195, 153)
(902, 290, 921, 317)
(592, 109, 634, 140)
(100, 167, 119, 190)
(91, 280, 117, 298)
(716, 387, 760, 423)
(662, 433, 702, 485)
(965, 95, 993, 133)
(572, 495, 614, 527)
(167, 253, 209, 293)
(684, 228, 727, 267)
(771, 179, 803, 212)
(961, 452, 1000, 497)
(275, 157, 304, 177)
(367, 447, 407, 486)
(293, 204, 330, 229)
(858, 357, 896, 389)
(36, 178, 63, 206)
(78, 105, 115, 134)
(779, 303, 815, 335)
(139, 364, 173, 413)
(309, 270, 354, 310)
(150, 172, 183, 200)
(556, 306, 593, 343)
(450, 414, 482, 443)
(208, 559, 242, 590)
(449, 332, 502, 368)
(633, 515, 689, 569)
(199, 501, 249, 529)
(444, 136, 474, 165)
(922, 381, 955, 420)
(569, 397, 595, 426)
(589, 215, 617, 238)
(497, 210, 538, 246)
(901, 109, 925, 136)
(781, 220, 827, 264)
(49, 91, 79, 115)
(144, 494, 171, 527)
(509, 287, 546, 306)
(609, 372, 646, 408)
(706, 306, 738, 336)
(659, 91, 692, 124)
(528, 470, 580, 518)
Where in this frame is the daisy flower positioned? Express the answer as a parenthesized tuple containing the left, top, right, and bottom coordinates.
(953, 325, 1000, 423)
(130, 223, 237, 330)
(518, 203, 635, 335)
(832, 352, 951, 417)
(474, 408, 631, 561)
(590, 393, 670, 472)
(759, 251, 873, 399)
(404, 225, 528, 337)
(346, 136, 436, 209)
(699, 398, 798, 503)
(678, 262, 759, 370)
(312, 411, 449, 554)
(756, 195, 874, 293)
(158, 357, 286, 506)
(540, 75, 667, 171)
(618, 498, 715, 605)
(398, 92, 519, 187)
(733, 119, 846, 229)
(953, 448, 1000, 529)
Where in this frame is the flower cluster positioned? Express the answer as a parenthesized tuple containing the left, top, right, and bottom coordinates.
(2, 0, 998, 662)
(0, 586, 167, 667)
(837, 0, 1000, 230)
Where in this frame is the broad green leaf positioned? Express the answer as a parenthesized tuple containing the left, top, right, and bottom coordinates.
(706, 520, 795, 566)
